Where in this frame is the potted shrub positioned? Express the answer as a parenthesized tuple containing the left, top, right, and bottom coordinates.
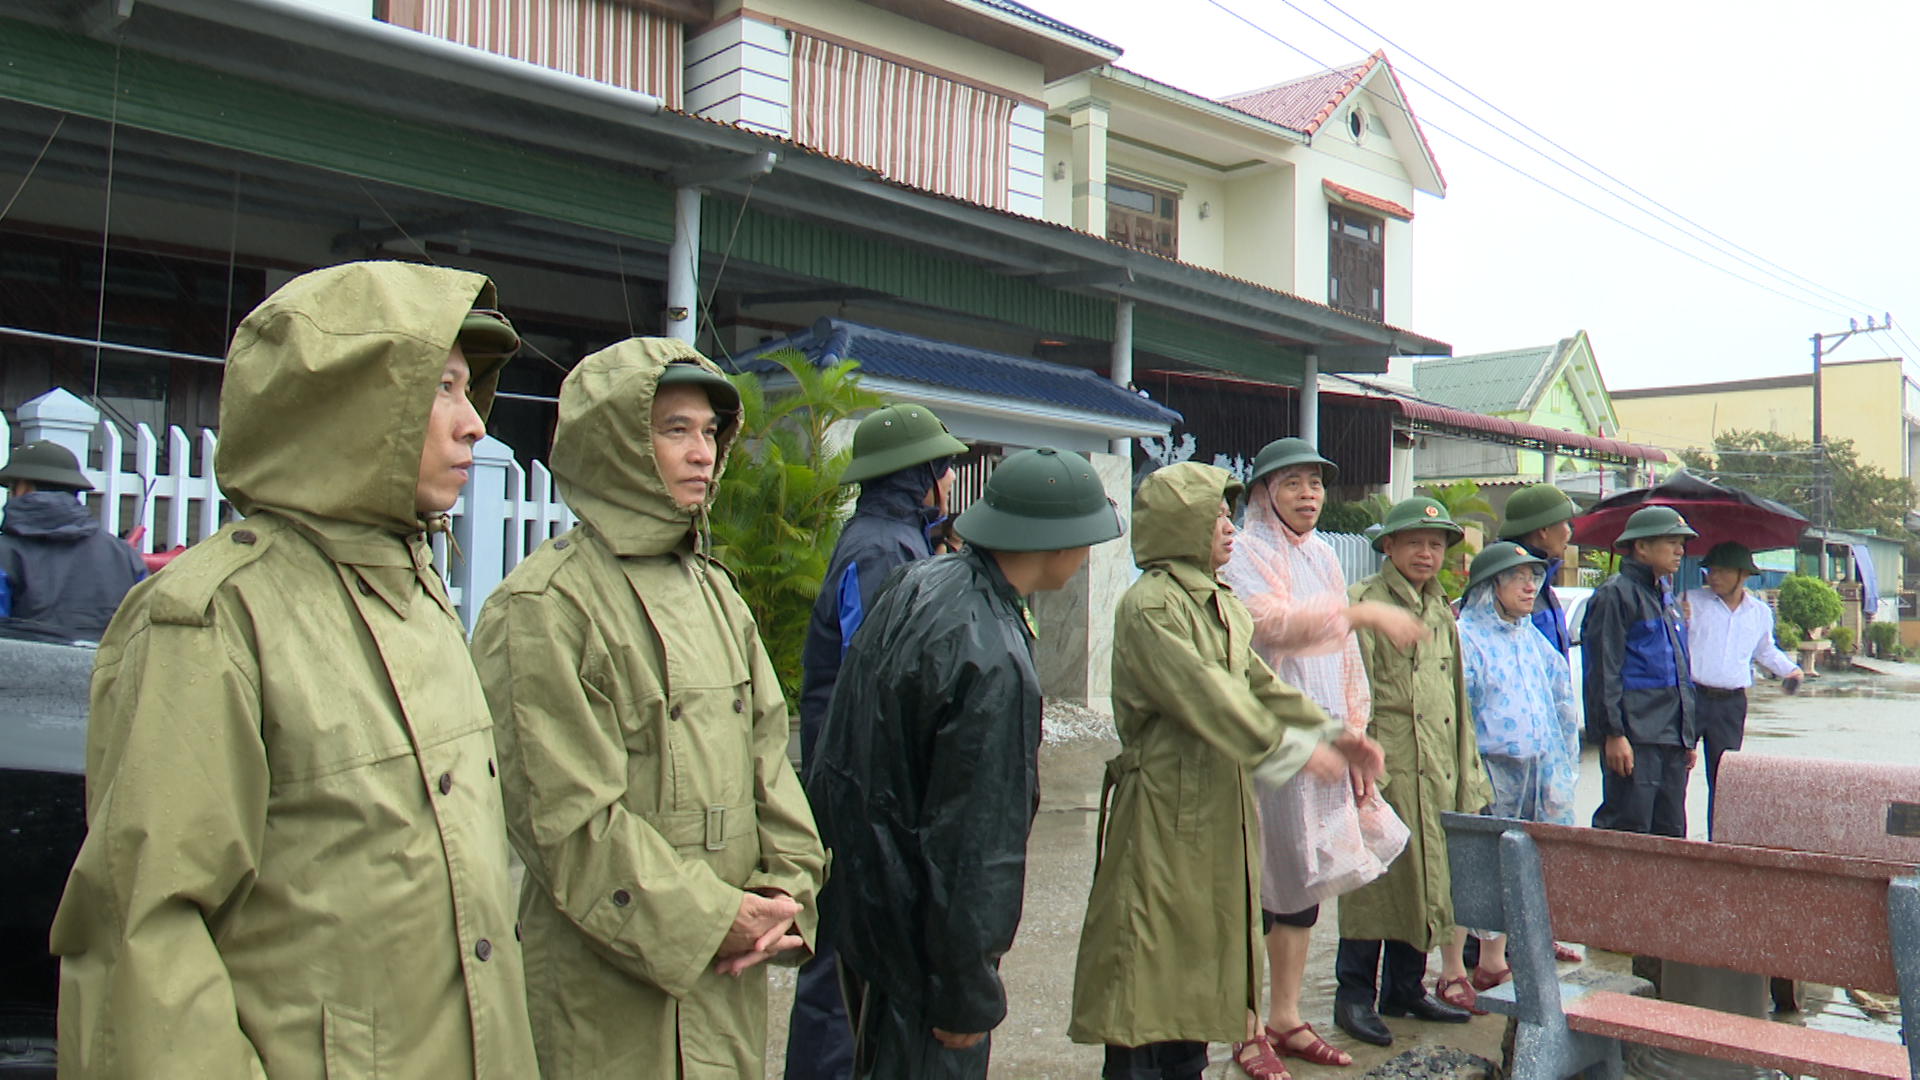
(1777, 574, 1844, 643)
(1866, 621, 1901, 659)
(1830, 625, 1856, 659)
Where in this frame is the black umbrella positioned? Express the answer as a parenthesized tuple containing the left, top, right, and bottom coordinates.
(1570, 471, 1810, 554)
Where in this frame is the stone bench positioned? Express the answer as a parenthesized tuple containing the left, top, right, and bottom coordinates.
(1442, 811, 1920, 1079)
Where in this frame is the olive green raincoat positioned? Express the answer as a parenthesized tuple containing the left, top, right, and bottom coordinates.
(1338, 560, 1491, 950)
(51, 262, 539, 1078)
(470, 338, 827, 1079)
(1070, 462, 1337, 1047)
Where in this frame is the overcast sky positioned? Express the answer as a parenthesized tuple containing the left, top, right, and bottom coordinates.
(1032, 0, 1920, 393)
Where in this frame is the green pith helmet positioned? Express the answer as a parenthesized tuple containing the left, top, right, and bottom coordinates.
(657, 358, 743, 420)
(1499, 483, 1575, 540)
(1703, 541, 1761, 576)
(1613, 505, 1699, 549)
(954, 447, 1123, 552)
(1468, 541, 1548, 593)
(1248, 437, 1339, 487)
(457, 308, 520, 362)
(0, 440, 93, 492)
(840, 403, 970, 485)
(1371, 496, 1465, 552)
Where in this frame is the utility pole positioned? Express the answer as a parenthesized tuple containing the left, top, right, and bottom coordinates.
(1809, 315, 1893, 578)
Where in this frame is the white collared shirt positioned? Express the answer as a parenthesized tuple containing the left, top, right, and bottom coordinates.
(1684, 586, 1799, 690)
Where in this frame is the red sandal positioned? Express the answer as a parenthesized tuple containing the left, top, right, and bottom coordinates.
(1469, 965, 1512, 992)
(1268, 1022, 1351, 1067)
(1231, 1034, 1292, 1079)
(1436, 975, 1487, 1015)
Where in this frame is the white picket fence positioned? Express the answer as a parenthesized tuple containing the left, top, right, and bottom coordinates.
(2, 388, 573, 628)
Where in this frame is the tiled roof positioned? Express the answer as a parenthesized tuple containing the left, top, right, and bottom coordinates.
(976, 0, 1121, 52)
(1411, 343, 1567, 414)
(1221, 53, 1380, 135)
(729, 318, 1182, 426)
(1324, 180, 1412, 222)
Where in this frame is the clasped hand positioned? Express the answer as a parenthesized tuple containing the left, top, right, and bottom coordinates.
(713, 890, 804, 977)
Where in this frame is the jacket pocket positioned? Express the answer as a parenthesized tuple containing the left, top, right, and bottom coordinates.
(1622, 619, 1676, 690)
(322, 1002, 377, 1079)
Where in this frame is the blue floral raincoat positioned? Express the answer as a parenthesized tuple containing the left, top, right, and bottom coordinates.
(1457, 580, 1580, 824)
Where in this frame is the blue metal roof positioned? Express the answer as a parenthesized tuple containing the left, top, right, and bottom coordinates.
(729, 319, 1180, 426)
(976, 0, 1121, 53)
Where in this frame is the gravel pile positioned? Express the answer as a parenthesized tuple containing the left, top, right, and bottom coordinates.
(1041, 700, 1115, 744)
(1357, 1046, 1498, 1080)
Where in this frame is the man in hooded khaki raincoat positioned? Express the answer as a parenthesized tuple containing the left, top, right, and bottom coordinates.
(471, 338, 826, 1079)
(1070, 462, 1381, 1080)
(51, 261, 539, 1077)
(1335, 497, 1493, 1048)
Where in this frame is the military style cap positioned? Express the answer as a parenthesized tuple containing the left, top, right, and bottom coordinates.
(1371, 496, 1465, 552)
(457, 308, 520, 360)
(1248, 436, 1339, 487)
(954, 447, 1123, 552)
(0, 440, 93, 492)
(1613, 505, 1698, 548)
(1499, 483, 1576, 540)
(1703, 541, 1761, 576)
(1468, 541, 1548, 593)
(840, 403, 970, 485)
(657, 359, 742, 420)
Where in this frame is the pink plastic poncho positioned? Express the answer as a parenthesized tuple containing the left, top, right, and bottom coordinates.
(1220, 495, 1403, 914)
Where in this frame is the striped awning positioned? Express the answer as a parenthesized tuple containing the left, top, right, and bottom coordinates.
(791, 32, 1013, 209)
(387, 0, 682, 107)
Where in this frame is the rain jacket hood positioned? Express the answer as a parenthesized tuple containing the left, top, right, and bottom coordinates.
(217, 261, 507, 550)
(550, 337, 737, 558)
(1131, 462, 1242, 572)
(2, 489, 99, 540)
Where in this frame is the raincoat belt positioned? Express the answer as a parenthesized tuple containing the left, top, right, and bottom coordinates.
(1094, 749, 1142, 867)
(640, 801, 760, 850)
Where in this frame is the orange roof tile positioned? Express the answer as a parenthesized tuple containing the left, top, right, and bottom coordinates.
(1323, 179, 1412, 222)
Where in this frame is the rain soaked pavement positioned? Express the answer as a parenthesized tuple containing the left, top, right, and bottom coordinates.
(765, 665, 1920, 1078)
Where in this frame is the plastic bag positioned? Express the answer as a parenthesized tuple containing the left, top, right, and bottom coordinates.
(1257, 769, 1410, 914)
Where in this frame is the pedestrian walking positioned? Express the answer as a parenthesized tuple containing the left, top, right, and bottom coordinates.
(809, 447, 1125, 1079)
(1071, 461, 1384, 1080)
(787, 403, 967, 1080)
(1583, 505, 1698, 837)
(1218, 438, 1425, 1072)
(1683, 541, 1801, 830)
(51, 262, 539, 1076)
(471, 338, 827, 1079)
(1336, 497, 1491, 1046)
(0, 440, 145, 639)
(1495, 482, 1578, 655)
(1455, 542, 1582, 989)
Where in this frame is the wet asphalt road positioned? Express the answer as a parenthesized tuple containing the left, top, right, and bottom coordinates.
(765, 665, 1920, 1078)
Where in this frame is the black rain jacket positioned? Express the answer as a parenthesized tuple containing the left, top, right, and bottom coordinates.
(806, 545, 1039, 1039)
(0, 491, 144, 640)
(1580, 557, 1696, 748)
(797, 461, 941, 769)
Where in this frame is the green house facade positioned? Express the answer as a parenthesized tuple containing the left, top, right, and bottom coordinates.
(1409, 330, 1626, 484)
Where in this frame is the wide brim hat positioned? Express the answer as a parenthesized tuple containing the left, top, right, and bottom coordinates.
(1613, 506, 1699, 549)
(954, 446, 1123, 552)
(840, 403, 969, 485)
(1248, 437, 1339, 487)
(1468, 541, 1548, 593)
(1498, 482, 1575, 539)
(657, 359, 743, 420)
(0, 440, 93, 492)
(1371, 496, 1465, 552)
(1702, 541, 1762, 576)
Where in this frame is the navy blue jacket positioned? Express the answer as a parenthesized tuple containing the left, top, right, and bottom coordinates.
(1521, 542, 1570, 656)
(797, 461, 941, 769)
(0, 491, 145, 640)
(1580, 558, 1695, 748)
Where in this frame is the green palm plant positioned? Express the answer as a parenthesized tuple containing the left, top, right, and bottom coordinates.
(1418, 479, 1497, 599)
(709, 349, 884, 707)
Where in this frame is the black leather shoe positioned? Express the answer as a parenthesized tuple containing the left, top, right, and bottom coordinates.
(1379, 992, 1472, 1024)
(1333, 1000, 1393, 1046)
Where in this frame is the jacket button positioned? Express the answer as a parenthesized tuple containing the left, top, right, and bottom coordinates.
(438, 772, 453, 795)
(488, 758, 496, 777)
(670, 705, 682, 721)
(733, 699, 744, 713)
(613, 889, 631, 907)
(357, 577, 374, 597)
(554, 538, 569, 550)
(475, 939, 492, 961)
(232, 530, 256, 545)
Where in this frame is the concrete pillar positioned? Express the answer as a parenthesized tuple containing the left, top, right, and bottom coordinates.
(1390, 432, 1415, 502)
(1068, 98, 1109, 236)
(1032, 450, 1131, 713)
(665, 186, 701, 343)
(1110, 299, 1134, 460)
(1543, 449, 1557, 483)
(1300, 351, 1320, 449)
(18, 388, 99, 471)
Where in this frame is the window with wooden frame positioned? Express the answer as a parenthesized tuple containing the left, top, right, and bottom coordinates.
(1107, 180, 1179, 259)
(1327, 203, 1384, 320)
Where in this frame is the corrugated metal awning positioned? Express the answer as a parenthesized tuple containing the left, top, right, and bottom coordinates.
(1396, 399, 1668, 464)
